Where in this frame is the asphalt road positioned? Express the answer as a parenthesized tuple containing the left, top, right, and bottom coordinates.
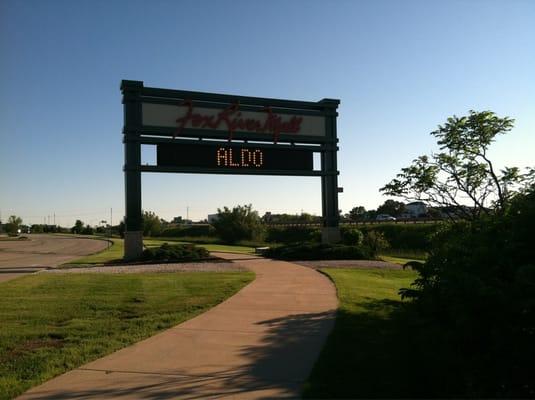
(0, 234, 108, 282)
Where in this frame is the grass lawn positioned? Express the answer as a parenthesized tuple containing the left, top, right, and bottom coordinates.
(67, 238, 122, 264)
(68, 237, 255, 265)
(379, 248, 427, 265)
(145, 238, 255, 254)
(303, 268, 461, 398)
(379, 254, 423, 265)
(0, 271, 254, 400)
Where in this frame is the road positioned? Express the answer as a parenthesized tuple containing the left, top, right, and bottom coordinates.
(0, 234, 108, 282)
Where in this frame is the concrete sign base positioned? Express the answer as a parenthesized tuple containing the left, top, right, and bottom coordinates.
(321, 227, 341, 244)
(124, 231, 143, 260)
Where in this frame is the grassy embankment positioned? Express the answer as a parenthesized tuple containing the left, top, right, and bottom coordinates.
(68, 237, 255, 265)
(303, 268, 464, 398)
(378, 248, 427, 265)
(68, 233, 427, 266)
(0, 272, 254, 400)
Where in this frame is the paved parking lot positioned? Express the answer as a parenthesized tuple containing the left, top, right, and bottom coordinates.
(0, 234, 108, 282)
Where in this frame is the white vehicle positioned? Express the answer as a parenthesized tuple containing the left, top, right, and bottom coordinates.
(376, 214, 396, 221)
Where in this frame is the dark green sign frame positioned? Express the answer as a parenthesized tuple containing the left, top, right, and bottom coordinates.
(121, 80, 340, 259)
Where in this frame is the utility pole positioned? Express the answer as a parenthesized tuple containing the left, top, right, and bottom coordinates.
(53, 213, 56, 226)
(187, 206, 189, 222)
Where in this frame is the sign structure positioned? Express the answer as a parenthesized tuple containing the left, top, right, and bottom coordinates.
(121, 80, 340, 259)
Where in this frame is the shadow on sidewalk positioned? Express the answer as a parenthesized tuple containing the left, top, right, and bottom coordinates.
(30, 311, 336, 399)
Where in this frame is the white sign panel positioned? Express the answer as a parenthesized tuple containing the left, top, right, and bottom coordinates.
(142, 102, 326, 138)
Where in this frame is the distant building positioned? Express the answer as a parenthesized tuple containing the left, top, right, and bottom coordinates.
(402, 202, 428, 218)
(207, 214, 219, 223)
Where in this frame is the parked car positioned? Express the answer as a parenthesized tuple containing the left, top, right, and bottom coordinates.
(376, 214, 396, 221)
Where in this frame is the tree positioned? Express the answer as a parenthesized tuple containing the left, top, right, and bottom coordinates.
(71, 219, 84, 234)
(31, 224, 44, 233)
(142, 211, 162, 237)
(382, 111, 535, 396)
(381, 111, 533, 220)
(376, 199, 405, 217)
(212, 204, 264, 244)
(400, 186, 535, 396)
(5, 215, 22, 235)
(347, 206, 367, 221)
(82, 224, 94, 235)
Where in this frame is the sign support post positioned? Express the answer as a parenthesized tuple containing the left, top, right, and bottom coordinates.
(320, 99, 341, 243)
(122, 81, 144, 260)
(121, 80, 341, 260)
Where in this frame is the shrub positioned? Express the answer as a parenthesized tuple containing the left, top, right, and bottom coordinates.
(265, 226, 318, 243)
(160, 224, 216, 237)
(212, 205, 265, 244)
(341, 228, 364, 246)
(81, 225, 94, 235)
(400, 188, 535, 397)
(140, 243, 210, 262)
(359, 223, 438, 251)
(264, 243, 372, 261)
(363, 231, 390, 257)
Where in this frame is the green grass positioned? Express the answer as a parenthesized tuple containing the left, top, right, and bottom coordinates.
(0, 271, 254, 400)
(304, 268, 423, 398)
(67, 238, 122, 264)
(379, 248, 427, 265)
(68, 237, 255, 265)
(379, 254, 423, 265)
(304, 268, 474, 398)
(145, 238, 255, 254)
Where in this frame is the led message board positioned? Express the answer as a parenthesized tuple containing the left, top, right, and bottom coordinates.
(157, 143, 314, 172)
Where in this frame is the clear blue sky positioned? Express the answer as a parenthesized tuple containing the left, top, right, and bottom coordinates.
(1, 0, 534, 227)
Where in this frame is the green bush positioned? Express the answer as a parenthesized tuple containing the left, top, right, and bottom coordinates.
(400, 188, 535, 397)
(212, 205, 265, 244)
(358, 223, 438, 251)
(341, 228, 364, 246)
(265, 224, 439, 249)
(363, 230, 390, 257)
(160, 225, 216, 237)
(265, 243, 372, 261)
(81, 225, 94, 235)
(140, 243, 210, 262)
(265, 226, 318, 243)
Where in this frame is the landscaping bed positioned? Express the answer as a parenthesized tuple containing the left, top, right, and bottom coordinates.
(47, 261, 247, 274)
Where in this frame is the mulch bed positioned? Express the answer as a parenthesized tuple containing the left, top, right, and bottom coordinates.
(42, 261, 247, 274)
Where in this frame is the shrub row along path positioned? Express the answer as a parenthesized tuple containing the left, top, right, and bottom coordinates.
(0, 234, 108, 282)
(18, 252, 337, 399)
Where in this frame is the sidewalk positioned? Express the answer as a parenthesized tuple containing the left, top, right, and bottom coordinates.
(18, 253, 337, 399)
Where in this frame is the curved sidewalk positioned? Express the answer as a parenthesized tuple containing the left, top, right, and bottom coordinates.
(18, 253, 337, 399)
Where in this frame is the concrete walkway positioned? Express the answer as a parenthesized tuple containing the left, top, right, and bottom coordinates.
(18, 253, 337, 399)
